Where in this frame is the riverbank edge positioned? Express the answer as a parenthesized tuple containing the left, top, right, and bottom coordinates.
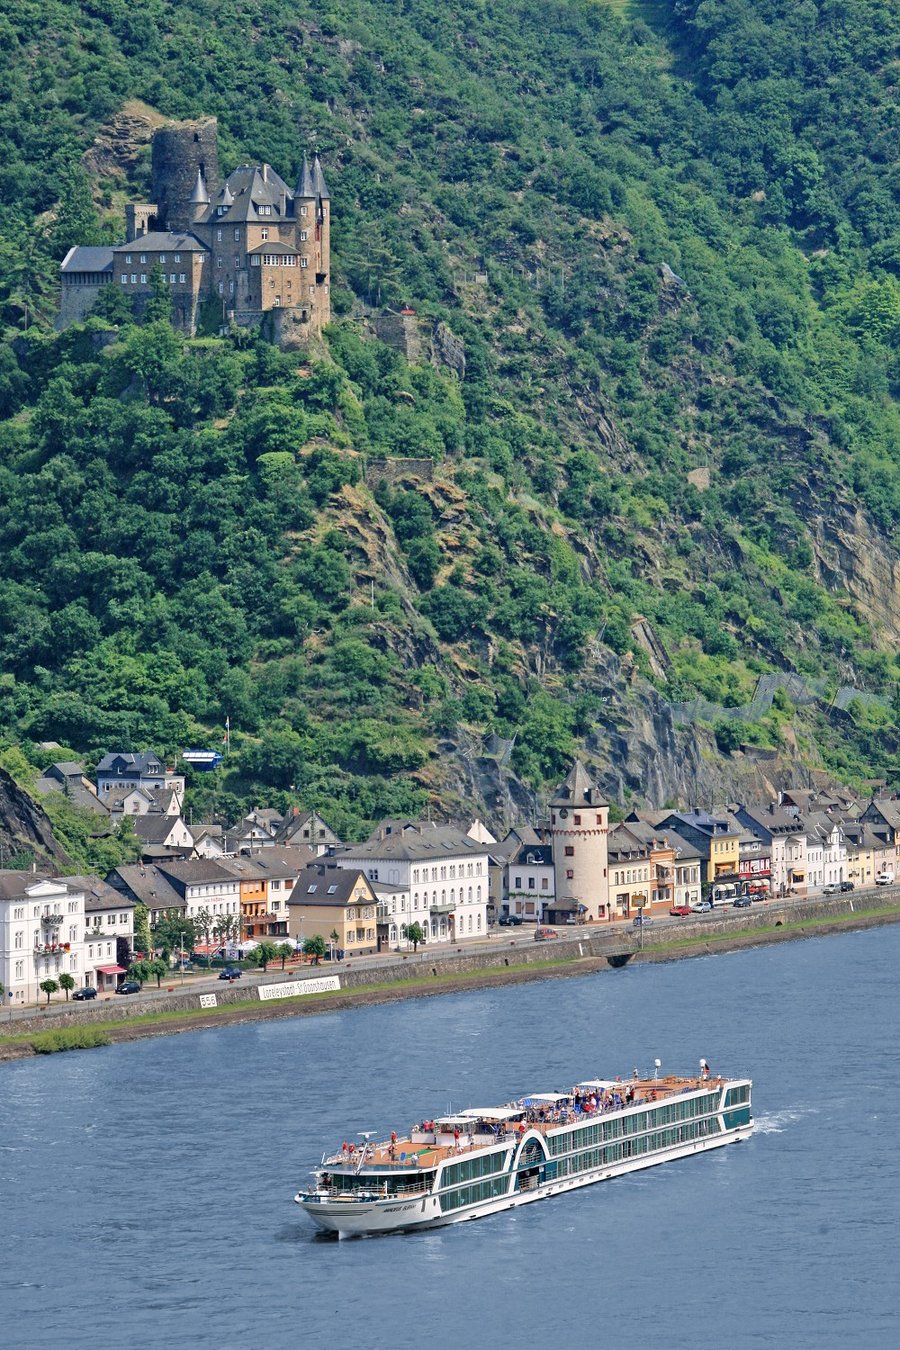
(2, 901, 899, 1061)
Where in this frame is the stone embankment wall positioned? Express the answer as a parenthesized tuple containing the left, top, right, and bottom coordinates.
(11, 889, 900, 1038)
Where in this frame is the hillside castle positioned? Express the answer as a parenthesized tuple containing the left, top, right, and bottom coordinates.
(59, 117, 331, 343)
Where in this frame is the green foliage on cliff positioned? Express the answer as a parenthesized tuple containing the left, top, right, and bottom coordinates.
(0, 0, 898, 828)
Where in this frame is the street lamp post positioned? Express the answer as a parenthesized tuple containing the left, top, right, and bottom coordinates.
(632, 892, 646, 951)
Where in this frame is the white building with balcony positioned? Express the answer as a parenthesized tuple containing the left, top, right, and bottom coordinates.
(336, 821, 490, 945)
(0, 873, 85, 1006)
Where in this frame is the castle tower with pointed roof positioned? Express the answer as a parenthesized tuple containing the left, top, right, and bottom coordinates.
(549, 759, 610, 922)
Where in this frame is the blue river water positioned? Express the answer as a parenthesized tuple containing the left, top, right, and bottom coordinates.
(1, 926, 898, 1349)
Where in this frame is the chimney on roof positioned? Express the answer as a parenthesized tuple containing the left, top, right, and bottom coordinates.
(262, 163, 269, 182)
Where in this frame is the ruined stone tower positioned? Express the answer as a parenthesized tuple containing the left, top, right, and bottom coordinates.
(151, 117, 220, 232)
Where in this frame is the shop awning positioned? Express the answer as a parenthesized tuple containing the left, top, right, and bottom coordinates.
(97, 964, 126, 974)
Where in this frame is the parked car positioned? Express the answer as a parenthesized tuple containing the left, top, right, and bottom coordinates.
(115, 981, 140, 995)
(632, 915, 653, 927)
(218, 966, 242, 981)
(690, 900, 712, 913)
(499, 914, 524, 926)
(72, 986, 97, 1001)
(669, 906, 692, 917)
(839, 881, 855, 892)
(822, 883, 840, 896)
(534, 927, 559, 942)
(875, 873, 894, 886)
(733, 895, 752, 908)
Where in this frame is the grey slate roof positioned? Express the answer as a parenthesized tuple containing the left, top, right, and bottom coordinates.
(97, 751, 165, 775)
(549, 759, 606, 809)
(313, 154, 330, 201)
(287, 864, 373, 907)
(218, 846, 315, 882)
(61, 246, 114, 274)
(339, 823, 489, 863)
(112, 232, 207, 254)
(200, 165, 293, 224)
(130, 816, 187, 844)
(105, 864, 184, 911)
(58, 875, 133, 912)
(295, 154, 316, 197)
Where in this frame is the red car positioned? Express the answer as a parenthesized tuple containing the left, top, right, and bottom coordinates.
(669, 906, 692, 917)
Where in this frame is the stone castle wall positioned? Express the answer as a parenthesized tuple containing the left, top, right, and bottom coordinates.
(151, 117, 220, 231)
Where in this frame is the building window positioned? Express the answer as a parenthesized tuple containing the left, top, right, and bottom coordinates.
(216, 229, 222, 241)
(217, 257, 223, 268)
(131, 274, 137, 284)
(514, 876, 521, 889)
(125, 254, 132, 264)
(564, 846, 574, 857)
(261, 227, 269, 241)
(300, 206, 308, 216)
(169, 274, 176, 283)
(566, 869, 574, 880)
(301, 257, 309, 268)
(140, 254, 146, 264)
(15, 961, 23, 980)
(160, 255, 166, 263)
(174, 253, 181, 262)
(179, 273, 186, 283)
(140, 273, 147, 284)
(233, 229, 240, 241)
(574, 814, 581, 825)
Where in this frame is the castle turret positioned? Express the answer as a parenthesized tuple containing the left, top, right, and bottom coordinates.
(189, 168, 209, 223)
(295, 154, 316, 199)
(151, 116, 220, 232)
(549, 760, 609, 922)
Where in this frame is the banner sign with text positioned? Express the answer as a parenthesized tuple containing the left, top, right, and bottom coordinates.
(257, 976, 341, 1001)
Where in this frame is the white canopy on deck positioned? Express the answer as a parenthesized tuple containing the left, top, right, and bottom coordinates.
(459, 1107, 522, 1121)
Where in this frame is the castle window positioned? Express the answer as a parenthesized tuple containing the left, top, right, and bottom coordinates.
(300, 230, 308, 241)
(140, 254, 146, 264)
(140, 274, 147, 284)
(566, 869, 574, 880)
(216, 229, 222, 242)
(169, 274, 176, 283)
(234, 229, 240, 241)
(261, 228, 269, 241)
(160, 255, 166, 263)
(131, 274, 137, 284)
(273, 296, 280, 307)
(284, 255, 295, 267)
(125, 254, 131, 264)
(174, 253, 181, 263)
(564, 846, 574, 857)
(179, 273, 186, 284)
(234, 256, 240, 269)
(251, 255, 260, 266)
(229, 280, 234, 295)
(217, 282, 224, 295)
(120, 275, 127, 285)
(574, 814, 581, 825)
(300, 257, 309, 268)
(300, 206, 308, 216)
(217, 257, 223, 267)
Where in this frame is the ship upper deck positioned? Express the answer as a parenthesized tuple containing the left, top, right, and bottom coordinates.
(323, 1074, 729, 1174)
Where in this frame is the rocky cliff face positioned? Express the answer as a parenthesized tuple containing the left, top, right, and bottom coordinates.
(0, 769, 72, 869)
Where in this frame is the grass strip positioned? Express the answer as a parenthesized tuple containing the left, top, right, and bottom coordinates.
(31, 1027, 112, 1054)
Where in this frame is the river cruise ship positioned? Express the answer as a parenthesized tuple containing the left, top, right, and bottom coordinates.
(294, 1068, 752, 1236)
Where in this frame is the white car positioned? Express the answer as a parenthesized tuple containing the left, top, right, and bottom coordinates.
(875, 873, 894, 886)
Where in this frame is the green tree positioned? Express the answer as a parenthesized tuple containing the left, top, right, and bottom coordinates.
(132, 903, 151, 959)
(277, 941, 294, 970)
(127, 958, 153, 987)
(303, 934, 326, 965)
(195, 907, 215, 963)
(253, 940, 278, 972)
(213, 912, 241, 954)
(39, 978, 59, 1005)
(151, 914, 196, 960)
(58, 972, 75, 1001)
(403, 921, 426, 953)
(149, 957, 170, 988)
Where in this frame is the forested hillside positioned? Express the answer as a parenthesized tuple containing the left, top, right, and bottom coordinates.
(0, 0, 898, 839)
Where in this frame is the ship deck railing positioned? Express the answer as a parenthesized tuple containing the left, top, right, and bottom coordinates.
(322, 1077, 728, 1173)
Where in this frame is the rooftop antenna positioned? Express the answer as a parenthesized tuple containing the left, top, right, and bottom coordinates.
(654, 1058, 661, 1080)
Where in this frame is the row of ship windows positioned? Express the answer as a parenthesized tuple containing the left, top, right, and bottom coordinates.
(443, 1152, 507, 1186)
(555, 1118, 723, 1176)
(440, 1176, 507, 1213)
(546, 1096, 713, 1155)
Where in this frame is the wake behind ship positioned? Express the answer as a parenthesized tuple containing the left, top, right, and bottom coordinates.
(295, 1066, 753, 1236)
